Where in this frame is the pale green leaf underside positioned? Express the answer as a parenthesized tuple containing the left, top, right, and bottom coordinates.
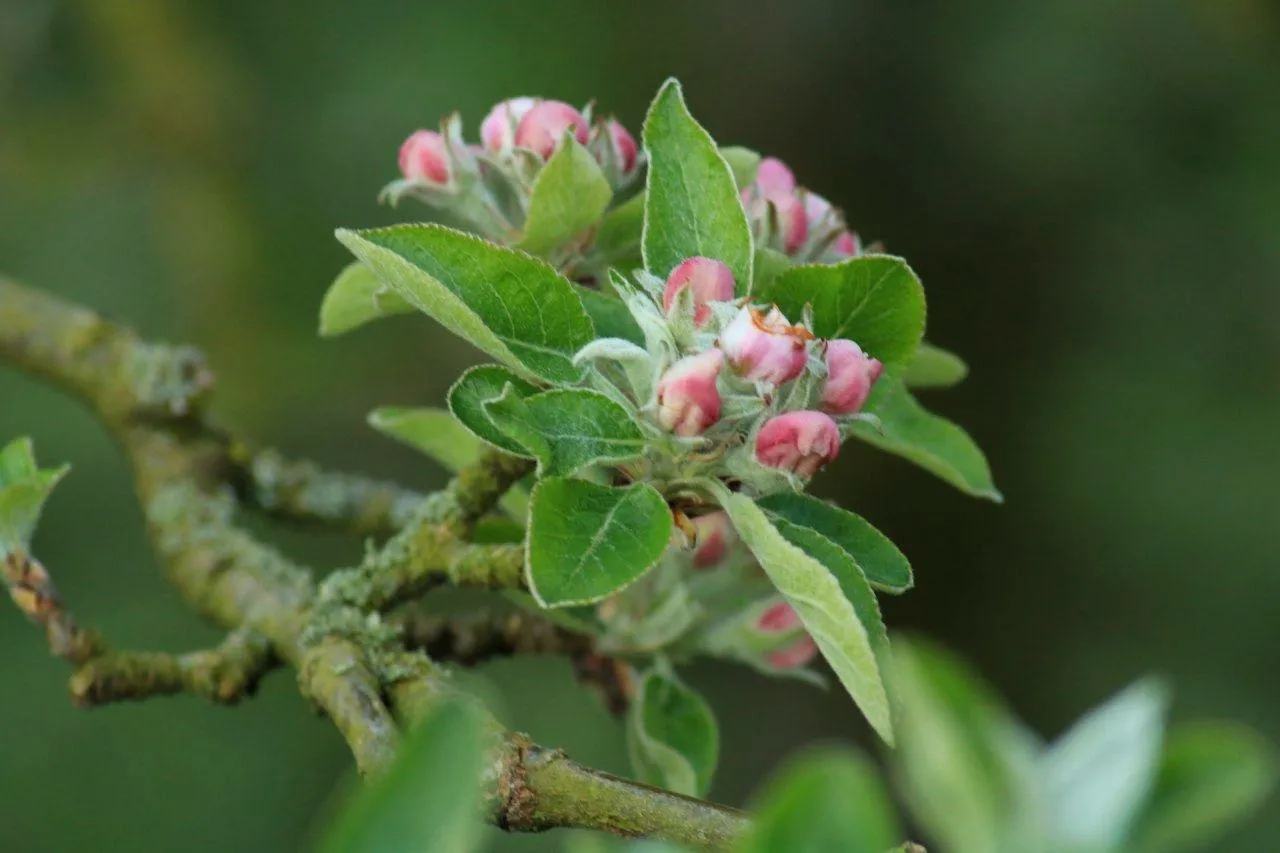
(337, 224, 593, 384)
(904, 341, 969, 389)
(627, 668, 719, 797)
(517, 138, 613, 256)
(642, 78, 753, 292)
(526, 478, 672, 607)
(485, 387, 648, 478)
(318, 261, 413, 337)
(447, 364, 540, 457)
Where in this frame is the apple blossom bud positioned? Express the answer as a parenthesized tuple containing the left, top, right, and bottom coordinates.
(767, 635, 819, 669)
(480, 97, 536, 152)
(822, 339, 884, 415)
(755, 157, 797, 195)
(742, 158, 808, 253)
(755, 411, 841, 477)
(656, 349, 724, 436)
(663, 257, 736, 326)
(832, 231, 862, 257)
(756, 601, 802, 633)
(398, 130, 451, 184)
(515, 100, 590, 160)
(691, 511, 734, 568)
(770, 193, 809, 254)
(719, 306, 810, 385)
(606, 119, 638, 175)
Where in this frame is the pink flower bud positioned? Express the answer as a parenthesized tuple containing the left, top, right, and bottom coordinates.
(770, 193, 809, 254)
(767, 635, 819, 669)
(755, 411, 841, 477)
(480, 97, 536, 152)
(656, 349, 724, 436)
(832, 231, 862, 258)
(755, 158, 797, 195)
(663, 257, 736, 326)
(691, 511, 734, 568)
(756, 601, 802, 633)
(398, 130, 451, 184)
(822, 339, 884, 415)
(719, 306, 810, 385)
(742, 159, 808, 253)
(606, 119, 638, 175)
(515, 100, 590, 160)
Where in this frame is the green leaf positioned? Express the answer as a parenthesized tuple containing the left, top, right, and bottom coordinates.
(447, 364, 541, 456)
(485, 386, 649, 478)
(627, 667, 719, 797)
(367, 406, 529, 520)
(319, 699, 486, 853)
(1042, 679, 1170, 851)
(1129, 722, 1277, 853)
(593, 192, 646, 270)
(850, 378, 1002, 502)
(890, 637, 1044, 853)
(526, 478, 672, 607)
(642, 79, 753, 293)
(737, 749, 901, 853)
(719, 146, 761, 189)
(756, 492, 912, 593)
(517, 138, 613, 256)
(710, 482, 892, 744)
(752, 247, 791, 295)
(904, 342, 969, 389)
(319, 261, 414, 337)
(578, 287, 644, 346)
(0, 438, 68, 556)
(337, 224, 593, 384)
(757, 255, 925, 369)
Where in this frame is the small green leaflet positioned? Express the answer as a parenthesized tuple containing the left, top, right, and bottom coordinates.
(526, 478, 672, 607)
(517, 138, 613, 256)
(849, 378, 1002, 502)
(642, 79, 753, 293)
(904, 342, 969, 390)
(337, 224, 593, 384)
(627, 667, 719, 797)
(592, 192, 646, 272)
(757, 255, 926, 369)
(0, 438, 68, 556)
(485, 386, 649, 478)
(319, 261, 413, 337)
(446, 364, 540, 456)
(577, 286, 644, 347)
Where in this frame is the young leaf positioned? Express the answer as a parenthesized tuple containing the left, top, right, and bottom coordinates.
(849, 378, 1002, 502)
(485, 387, 649, 478)
(526, 478, 672, 607)
(890, 637, 1045, 853)
(319, 261, 414, 337)
(642, 79, 753, 292)
(0, 438, 69, 556)
(337, 224, 593, 384)
(719, 146, 762, 190)
(756, 255, 926, 369)
(756, 492, 912, 593)
(752, 247, 791, 295)
(709, 482, 893, 744)
(1041, 679, 1170, 851)
(592, 192, 646, 271)
(627, 667, 719, 797)
(319, 699, 486, 853)
(517, 138, 613, 256)
(577, 287, 644, 347)
(447, 364, 540, 456)
(904, 342, 969, 390)
(1129, 722, 1277, 853)
(737, 749, 901, 853)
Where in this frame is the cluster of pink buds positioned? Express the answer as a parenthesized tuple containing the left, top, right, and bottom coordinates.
(741, 157, 864, 262)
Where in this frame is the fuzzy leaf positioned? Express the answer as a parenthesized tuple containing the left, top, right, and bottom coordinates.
(447, 365, 541, 456)
(642, 79, 753, 292)
(710, 482, 893, 744)
(320, 700, 486, 853)
(593, 193, 646, 271)
(485, 386, 648, 478)
(905, 342, 969, 389)
(737, 749, 901, 853)
(850, 378, 1002, 502)
(1042, 679, 1170, 851)
(627, 667, 719, 797)
(577, 287, 644, 346)
(337, 224, 593, 384)
(526, 478, 671, 607)
(757, 492, 912, 593)
(1129, 722, 1277, 853)
(517, 138, 613, 256)
(0, 438, 68, 556)
(757, 255, 925, 369)
(719, 146, 762, 190)
(319, 261, 414, 337)
(751, 247, 792, 295)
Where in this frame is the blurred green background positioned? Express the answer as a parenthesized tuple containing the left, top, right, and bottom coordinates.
(2, 0, 1278, 850)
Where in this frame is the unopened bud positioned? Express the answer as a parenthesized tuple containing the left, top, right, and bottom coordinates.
(755, 411, 841, 477)
(656, 349, 724, 436)
(745, 158, 808, 253)
(515, 100, 590, 160)
(663, 257, 735, 326)
(832, 231, 862, 258)
(719, 306, 810, 385)
(767, 635, 819, 669)
(755, 157, 796, 195)
(691, 511, 735, 568)
(756, 601, 802, 633)
(398, 130, 451, 185)
(480, 97, 536, 152)
(606, 119, 638, 176)
(822, 339, 883, 415)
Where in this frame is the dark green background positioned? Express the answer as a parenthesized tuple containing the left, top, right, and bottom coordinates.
(2, 1, 1277, 850)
